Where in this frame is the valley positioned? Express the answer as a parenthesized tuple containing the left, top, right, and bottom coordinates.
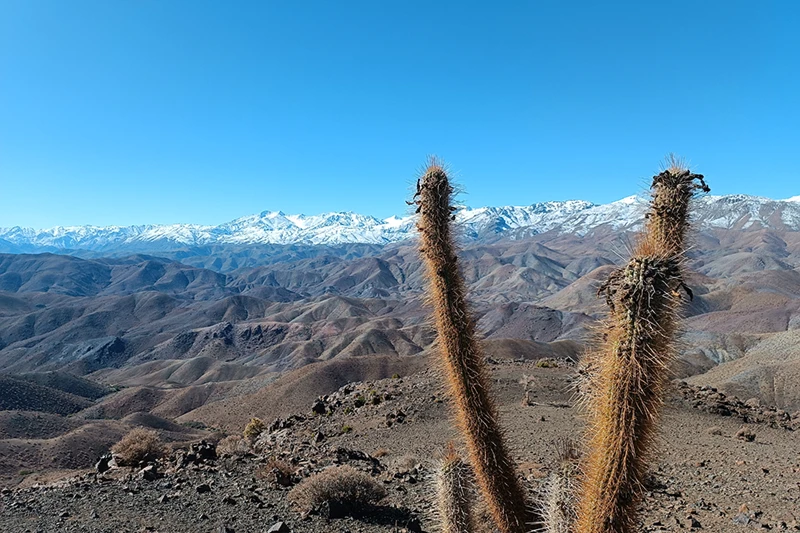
(1, 194, 799, 530)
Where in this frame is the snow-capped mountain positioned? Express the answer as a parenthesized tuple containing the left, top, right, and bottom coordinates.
(1, 194, 798, 252)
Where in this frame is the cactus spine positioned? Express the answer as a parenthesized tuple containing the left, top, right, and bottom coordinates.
(541, 439, 579, 533)
(575, 161, 708, 533)
(414, 159, 534, 533)
(436, 444, 474, 533)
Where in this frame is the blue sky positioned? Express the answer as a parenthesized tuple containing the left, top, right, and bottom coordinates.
(1, 1, 798, 228)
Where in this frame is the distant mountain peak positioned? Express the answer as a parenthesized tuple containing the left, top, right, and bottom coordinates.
(0, 194, 798, 253)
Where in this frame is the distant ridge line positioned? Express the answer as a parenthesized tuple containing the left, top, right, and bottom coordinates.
(1, 194, 799, 251)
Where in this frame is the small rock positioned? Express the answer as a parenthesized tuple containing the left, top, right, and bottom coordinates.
(321, 500, 350, 519)
(683, 516, 702, 529)
(192, 440, 217, 462)
(157, 494, 169, 504)
(196, 483, 212, 494)
(745, 397, 761, 408)
(138, 465, 159, 481)
(735, 426, 756, 442)
(58, 510, 70, 518)
(733, 513, 751, 525)
(311, 399, 327, 415)
(267, 522, 290, 533)
(95, 453, 113, 474)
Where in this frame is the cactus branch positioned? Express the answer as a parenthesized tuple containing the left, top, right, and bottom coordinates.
(436, 444, 474, 533)
(414, 159, 534, 533)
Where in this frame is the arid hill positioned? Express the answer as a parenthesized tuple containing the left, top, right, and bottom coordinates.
(0, 223, 799, 488)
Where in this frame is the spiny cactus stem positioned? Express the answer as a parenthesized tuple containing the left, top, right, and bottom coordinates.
(577, 255, 679, 533)
(576, 159, 708, 533)
(415, 161, 534, 533)
(437, 447, 474, 533)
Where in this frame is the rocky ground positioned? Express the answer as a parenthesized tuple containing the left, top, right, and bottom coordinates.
(1, 360, 799, 532)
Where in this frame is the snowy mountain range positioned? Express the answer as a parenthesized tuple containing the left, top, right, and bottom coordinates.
(1, 194, 799, 252)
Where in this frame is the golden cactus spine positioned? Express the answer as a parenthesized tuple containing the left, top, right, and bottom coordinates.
(436, 445, 474, 533)
(414, 160, 534, 533)
(575, 163, 708, 533)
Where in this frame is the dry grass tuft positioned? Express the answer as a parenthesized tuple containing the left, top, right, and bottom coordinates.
(288, 465, 386, 512)
(372, 447, 390, 458)
(111, 427, 164, 466)
(256, 458, 296, 486)
(216, 435, 250, 457)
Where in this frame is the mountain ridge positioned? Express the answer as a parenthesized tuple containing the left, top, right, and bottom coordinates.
(1, 194, 799, 252)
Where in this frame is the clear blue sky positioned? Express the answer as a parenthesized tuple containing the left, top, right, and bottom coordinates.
(1, 1, 798, 228)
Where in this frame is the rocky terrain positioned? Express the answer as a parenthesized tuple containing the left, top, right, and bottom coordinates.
(1, 361, 798, 532)
(0, 193, 799, 530)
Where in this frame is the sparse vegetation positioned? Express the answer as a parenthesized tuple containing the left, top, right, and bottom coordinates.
(111, 427, 165, 466)
(243, 417, 266, 443)
(216, 434, 250, 457)
(288, 465, 387, 513)
(372, 447, 390, 458)
(256, 458, 295, 486)
(389, 454, 421, 475)
(340, 424, 353, 434)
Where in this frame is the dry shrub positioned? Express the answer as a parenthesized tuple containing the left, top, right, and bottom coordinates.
(243, 417, 266, 443)
(288, 465, 386, 512)
(372, 447, 390, 458)
(216, 435, 250, 457)
(256, 458, 296, 487)
(111, 428, 164, 466)
(390, 454, 421, 474)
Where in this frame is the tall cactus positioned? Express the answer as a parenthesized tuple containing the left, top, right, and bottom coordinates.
(436, 444, 474, 533)
(414, 159, 535, 533)
(575, 161, 708, 533)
